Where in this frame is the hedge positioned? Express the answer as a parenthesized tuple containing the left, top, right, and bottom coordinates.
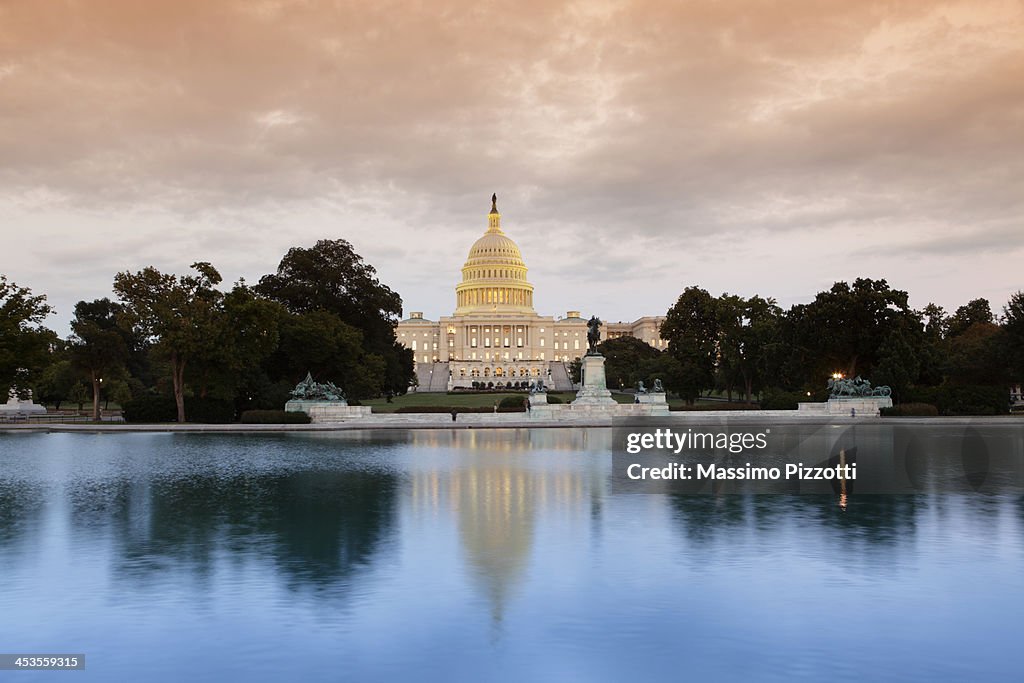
(122, 395, 235, 423)
(240, 410, 311, 424)
(187, 397, 236, 423)
(122, 395, 177, 423)
(880, 403, 939, 417)
(903, 385, 1006, 416)
(760, 391, 805, 410)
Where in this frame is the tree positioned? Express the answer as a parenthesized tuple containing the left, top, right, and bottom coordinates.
(941, 298, 1005, 387)
(568, 357, 583, 385)
(597, 336, 662, 390)
(0, 275, 57, 394)
(653, 352, 702, 404)
(102, 375, 133, 410)
(256, 240, 414, 395)
(790, 278, 919, 381)
(36, 357, 78, 409)
(715, 294, 782, 402)
(68, 298, 129, 421)
(661, 287, 720, 404)
(113, 263, 224, 423)
(267, 310, 386, 400)
(873, 329, 921, 402)
(1003, 291, 1024, 384)
(921, 303, 948, 340)
(916, 303, 948, 386)
(758, 311, 808, 393)
(187, 283, 286, 401)
(944, 322, 1006, 386)
(948, 299, 993, 338)
(67, 380, 91, 411)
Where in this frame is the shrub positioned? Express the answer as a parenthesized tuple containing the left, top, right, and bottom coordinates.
(499, 395, 527, 409)
(240, 410, 311, 424)
(546, 395, 564, 404)
(186, 397, 236, 424)
(122, 395, 177, 423)
(880, 403, 939, 417)
(904, 385, 1006, 416)
(760, 391, 804, 410)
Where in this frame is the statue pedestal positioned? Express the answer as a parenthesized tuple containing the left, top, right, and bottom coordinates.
(0, 395, 46, 415)
(637, 392, 667, 405)
(571, 355, 616, 406)
(797, 397, 893, 416)
(285, 400, 371, 423)
(528, 392, 548, 407)
(826, 397, 892, 416)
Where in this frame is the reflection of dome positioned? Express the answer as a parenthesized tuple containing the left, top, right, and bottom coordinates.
(454, 195, 535, 316)
(457, 465, 535, 626)
(405, 433, 601, 630)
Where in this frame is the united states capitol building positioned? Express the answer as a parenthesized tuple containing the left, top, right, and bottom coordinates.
(397, 195, 666, 391)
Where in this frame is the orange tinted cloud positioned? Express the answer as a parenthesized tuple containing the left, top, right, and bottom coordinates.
(1, 0, 1021, 326)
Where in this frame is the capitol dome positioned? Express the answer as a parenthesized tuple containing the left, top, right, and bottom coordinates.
(454, 195, 535, 316)
(465, 231, 524, 265)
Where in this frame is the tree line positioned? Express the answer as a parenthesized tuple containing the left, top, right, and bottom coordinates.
(4, 255, 1022, 419)
(600, 278, 1023, 412)
(1, 240, 415, 422)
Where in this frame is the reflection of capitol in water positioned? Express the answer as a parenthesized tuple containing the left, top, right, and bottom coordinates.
(408, 427, 613, 453)
(407, 429, 610, 623)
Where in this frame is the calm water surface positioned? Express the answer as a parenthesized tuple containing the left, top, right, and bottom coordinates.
(1, 429, 1022, 682)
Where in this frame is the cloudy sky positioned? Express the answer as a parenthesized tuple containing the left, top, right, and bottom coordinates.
(2, 0, 1022, 333)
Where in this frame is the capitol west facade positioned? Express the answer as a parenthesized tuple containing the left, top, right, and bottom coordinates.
(396, 196, 666, 391)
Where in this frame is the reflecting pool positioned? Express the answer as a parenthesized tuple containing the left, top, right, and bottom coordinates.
(1, 429, 1022, 681)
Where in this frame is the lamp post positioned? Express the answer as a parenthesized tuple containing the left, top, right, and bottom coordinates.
(92, 376, 104, 421)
